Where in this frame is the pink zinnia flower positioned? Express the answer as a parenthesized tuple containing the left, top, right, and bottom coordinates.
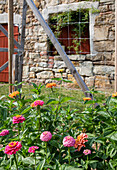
(83, 149, 91, 155)
(74, 133, 88, 151)
(28, 146, 39, 153)
(63, 136, 75, 147)
(34, 100, 44, 106)
(0, 129, 9, 136)
(4, 141, 22, 155)
(12, 115, 25, 124)
(40, 131, 52, 142)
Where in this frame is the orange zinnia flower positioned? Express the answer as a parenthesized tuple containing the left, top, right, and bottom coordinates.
(112, 92, 117, 97)
(74, 133, 88, 151)
(9, 91, 19, 98)
(83, 97, 91, 101)
(46, 83, 56, 88)
(30, 102, 35, 107)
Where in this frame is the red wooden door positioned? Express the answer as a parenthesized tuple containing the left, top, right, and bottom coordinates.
(0, 24, 19, 82)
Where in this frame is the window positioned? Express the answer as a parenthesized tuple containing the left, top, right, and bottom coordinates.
(42, 1, 99, 55)
(48, 9, 90, 55)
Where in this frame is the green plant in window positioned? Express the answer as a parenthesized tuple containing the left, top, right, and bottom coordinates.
(49, 8, 90, 55)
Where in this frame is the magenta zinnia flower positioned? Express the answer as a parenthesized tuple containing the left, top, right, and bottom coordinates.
(63, 136, 75, 147)
(40, 131, 52, 142)
(83, 149, 91, 155)
(0, 129, 9, 136)
(28, 146, 39, 153)
(34, 100, 44, 106)
(12, 115, 25, 124)
(4, 141, 22, 155)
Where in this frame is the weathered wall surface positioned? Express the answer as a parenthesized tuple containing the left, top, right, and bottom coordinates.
(0, 0, 115, 89)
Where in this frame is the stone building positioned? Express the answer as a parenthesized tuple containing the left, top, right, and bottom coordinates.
(0, 0, 115, 89)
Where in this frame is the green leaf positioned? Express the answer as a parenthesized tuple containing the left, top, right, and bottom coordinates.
(98, 111, 110, 118)
(36, 159, 45, 170)
(89, 160, 99, 164)
(22, 157, 35, 165)
(0, 147, 5, 151)
(62, 79, 73, 83)
(61, 97, 73, 103)
(52, 77, 62, 81)
(107, 131, 117, 141)
(31, 82, 38, 89)
(21, 106, 32, 114)
(111, 98, 117, 103)
(110, 148, 117, 158)
(46, 99, 59, 105)
(109, 160, 115, 170)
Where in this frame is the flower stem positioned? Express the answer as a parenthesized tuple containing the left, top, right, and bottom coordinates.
(51, 87, 54, 93)
(37, 106, 41, 133)
(45, 142, 47, 156)
(68, 147, 70, 165)
(18, 123, 20, 139)
(34, 152, 36, 167)
(14, 154, 18, 170)
(86, 155, 88, 170)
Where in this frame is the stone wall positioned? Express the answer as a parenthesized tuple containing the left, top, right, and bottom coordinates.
(0, 0, 115, 89)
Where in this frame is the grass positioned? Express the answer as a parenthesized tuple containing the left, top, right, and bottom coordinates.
(0, 82, 112, 112)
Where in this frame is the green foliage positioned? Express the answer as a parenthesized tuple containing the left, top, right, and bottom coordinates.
(0, 82, 117, 169)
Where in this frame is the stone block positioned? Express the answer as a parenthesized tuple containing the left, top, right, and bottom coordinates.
(94, 26, 109, 41)
(94, 41, 115, 52)
(30, 67, 44, 72)
(93, 65, 114, 75)
(39, 62, 48, 67)
(72, 61, 79, 67)
(34, 42, 47, 52)
(86, 54, 102, 61)
(94, 75, 112, 89)
(29, 53, 40, 59)
(29, 72, 35, 78)
(54, 61, 67, 68)
(69, 55, 85, 61)
(100, 0, 114, 4)
(79, 61, 93, 76)
(85, 76, 95, 87)
(54, 56, 63, 61)
(36, 71, 53, 79)
(23, 66, 29, 78)
(108, 31, 115, 40)
(55, 73, 67, 78)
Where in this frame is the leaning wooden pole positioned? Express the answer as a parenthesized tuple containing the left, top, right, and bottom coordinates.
(8, 0, 14, 93)
(115, 0, 117, 92)
(26, 0, 92, 98)
(18, 0, 27, 89)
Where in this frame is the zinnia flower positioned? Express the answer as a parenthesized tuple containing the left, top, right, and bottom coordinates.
(40, 131, 52, 142)
(46, 83, 56, 88)
(0, 129, 9, 136)
(12, 115, 25, 124)
(28, 146, 39, 153)
(74, 133, 88, 151)
(33, 100, 44, 106)
(30, 102, 35, 107)
(59, 69, 64, 73)
(83, 97, 91, 101)
(9, 91, 19, 98)
(83, 149, 91, 155)
(112, 92, 117, 97)
(63, 136, 75, 147)
(4, 141, 22, 155)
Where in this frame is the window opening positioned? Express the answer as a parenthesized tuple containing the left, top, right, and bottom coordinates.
(48, 9, 90, 56)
